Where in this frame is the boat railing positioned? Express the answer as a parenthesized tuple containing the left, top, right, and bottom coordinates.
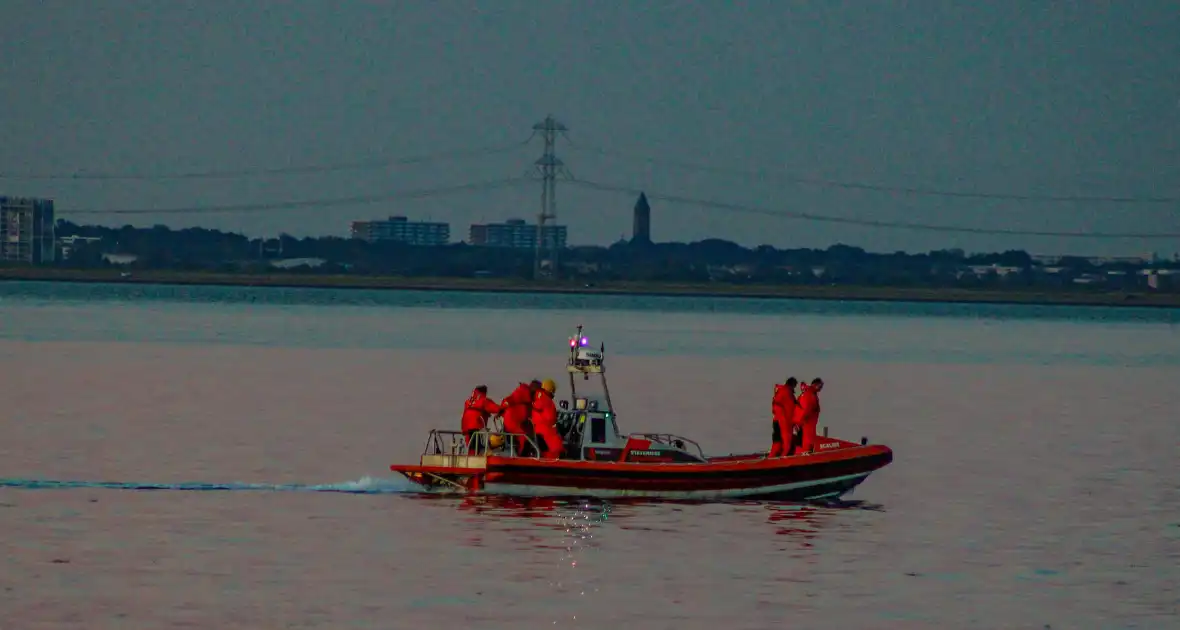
(631, 433, 707, 460)
(421, 428, 542, 460)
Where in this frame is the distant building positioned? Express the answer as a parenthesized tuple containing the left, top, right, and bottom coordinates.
(468, 218, 567, 249)
(631, 192, 651, 244)
(350, 215, 450, 246)
(269, 257, 327, 269)
(101, 253, 138, 265)
(1, 195, 56, 264)
(58, 235, 102, 260)
(1033, 253, 1155, 266)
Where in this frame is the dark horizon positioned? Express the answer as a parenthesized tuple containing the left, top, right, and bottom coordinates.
(45, 214, 1179, 263)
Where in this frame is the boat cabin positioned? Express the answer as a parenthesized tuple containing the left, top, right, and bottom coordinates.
(554, 396, 706, 463)
(549, 326, 707, 464)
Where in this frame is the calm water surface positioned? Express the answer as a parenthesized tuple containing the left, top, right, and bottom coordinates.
(1, 282, 1178, 629)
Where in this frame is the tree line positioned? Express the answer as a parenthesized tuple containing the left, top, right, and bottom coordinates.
(44, 220, 1175, 291)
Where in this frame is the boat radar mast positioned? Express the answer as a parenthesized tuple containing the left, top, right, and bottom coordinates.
(566, 325, 614, 414)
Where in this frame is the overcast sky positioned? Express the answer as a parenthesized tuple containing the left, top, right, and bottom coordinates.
(2, 0, 1177, 257)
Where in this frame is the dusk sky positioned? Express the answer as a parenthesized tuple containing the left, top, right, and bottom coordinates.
(2, 1, 1177, 257)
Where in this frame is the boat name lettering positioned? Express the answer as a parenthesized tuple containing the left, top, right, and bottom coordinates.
(629, 450, 662, 457)
(819, 442, 840, 449)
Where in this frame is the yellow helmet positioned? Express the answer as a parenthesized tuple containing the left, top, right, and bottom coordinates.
(488, 434, 505, 449)
(541, 378, 557, 394)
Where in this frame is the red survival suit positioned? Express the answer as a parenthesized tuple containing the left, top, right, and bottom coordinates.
(794, 383, 821, 454)
(499, 382, 535, 454)
(768, 383, 799, 457)
(461, 387, 503, 443)
(530, 388, 564, 460)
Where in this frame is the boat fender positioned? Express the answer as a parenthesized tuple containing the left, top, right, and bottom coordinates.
(823, 426, 829, 437)
(860, 436, 868, 445)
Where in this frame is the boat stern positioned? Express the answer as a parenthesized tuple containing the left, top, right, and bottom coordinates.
(391, 453, 489, 493)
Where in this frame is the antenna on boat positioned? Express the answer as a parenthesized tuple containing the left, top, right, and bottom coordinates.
(568, 324, 583, 400)
(599, 340, 614, 413)
(566, 324, 613, 414)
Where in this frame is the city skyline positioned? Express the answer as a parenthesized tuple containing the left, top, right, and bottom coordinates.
(7, 137, 1176, 259)
(349, 215, 572, 250)
(1, 2, 1176, 257)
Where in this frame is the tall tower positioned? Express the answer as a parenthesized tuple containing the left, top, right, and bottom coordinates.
(532, 114, 567, 280)
(632, 192, 651, 245)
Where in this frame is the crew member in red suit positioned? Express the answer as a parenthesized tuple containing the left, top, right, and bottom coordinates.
(530, 378, 564, 460)
(794, 378, 824, 455)
(461, 385, 503, 452)
(768, 377, 799, 457)
(499, 380, 540, 456)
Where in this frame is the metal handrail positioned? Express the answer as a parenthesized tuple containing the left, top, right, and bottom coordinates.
(485, 417, 548, 458)
(631, 433, 707, 460)
(421, 428, 542, 459)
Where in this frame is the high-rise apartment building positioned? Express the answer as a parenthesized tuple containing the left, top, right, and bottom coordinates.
(349, 215, 450, 246)
(468, 218, 567, 249)
(1, 195, 56, 264)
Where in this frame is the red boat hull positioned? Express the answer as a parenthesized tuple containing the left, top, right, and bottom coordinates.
(391, 440, 892, 501)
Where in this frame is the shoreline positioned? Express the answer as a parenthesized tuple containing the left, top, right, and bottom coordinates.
(2, 267, 1179, 309)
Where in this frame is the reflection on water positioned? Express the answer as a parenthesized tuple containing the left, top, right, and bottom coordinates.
(417, 494, 617, 553)
(761, 499, 882, 558)
(407, 492, 900, 626)
(425, 492, 888, 558)
(766, 503, 828, 548)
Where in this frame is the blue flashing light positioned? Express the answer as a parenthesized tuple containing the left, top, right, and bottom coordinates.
(580, 337, 589, 346)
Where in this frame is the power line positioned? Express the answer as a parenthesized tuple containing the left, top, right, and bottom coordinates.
(0, 138, 533, 181)
(564, 140, 1180, 205)
(565, 178, 1180, 240)
(63, 177, 529, 215)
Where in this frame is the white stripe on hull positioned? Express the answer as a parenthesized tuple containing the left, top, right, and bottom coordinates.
(479, 472, 872, 500)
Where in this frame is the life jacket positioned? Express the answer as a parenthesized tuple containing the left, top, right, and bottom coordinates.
(531, 389, 558, 431)
(795, 385, 820, 426)
(499, 383, 534, 427)
(461, 389, 499, 432)
(530, 389, 563, 457)
(772, 383, 798, 424)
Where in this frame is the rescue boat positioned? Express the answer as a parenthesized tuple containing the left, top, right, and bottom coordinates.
(390, 325, 893, 502)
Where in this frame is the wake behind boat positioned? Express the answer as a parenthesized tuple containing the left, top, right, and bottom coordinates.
(390, 325, 893, 501)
